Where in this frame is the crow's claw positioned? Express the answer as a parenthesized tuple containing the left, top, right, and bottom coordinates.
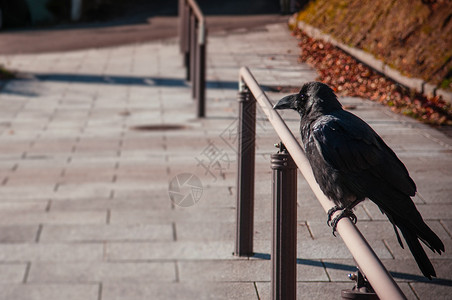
(330, 209, 358, 237)
(327, 206, 342, 226)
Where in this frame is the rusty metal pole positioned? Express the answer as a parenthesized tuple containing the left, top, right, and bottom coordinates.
(178, 0, 184, 53)
(235, 86, 256, 257)
(190, 14, 197, 98)
(184, 4, 191, 80)
(271, 142, 297, 300)
(196, 23, 206, 118)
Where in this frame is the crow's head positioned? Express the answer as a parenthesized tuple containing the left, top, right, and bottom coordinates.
(273, 82, 342, 116)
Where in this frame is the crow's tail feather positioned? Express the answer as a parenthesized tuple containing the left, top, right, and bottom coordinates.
(398, 223, 443, 280)
(414, 221, 445, 255)
(381, 196, 444, 279)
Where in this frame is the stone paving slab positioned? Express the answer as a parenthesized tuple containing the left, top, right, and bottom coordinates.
(0, 225, 39, 243)
(48, 197, 172, 211)
(28, 262, 176, 283)
(0, 244, 103, 262)
(256, 282, 419, 300)
(0, 263, 27, 283)
(0, 22, 451, 299)
(0, 284, 99, 300)
(179, 259, 330, 282)
(102, 282, 258, 300)
(39, 224, 174, 242)
(0, 210, 107, 225)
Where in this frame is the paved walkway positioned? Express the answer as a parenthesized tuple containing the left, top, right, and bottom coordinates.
(0, 23, 451, 299)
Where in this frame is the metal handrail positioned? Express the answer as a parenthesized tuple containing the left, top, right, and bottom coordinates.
(237, 66, 406, 300)
(179, 0, 206, 118)
(186, 0, 205, 23)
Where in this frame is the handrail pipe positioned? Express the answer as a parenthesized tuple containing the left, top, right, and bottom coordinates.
(178, 0, 206, 118)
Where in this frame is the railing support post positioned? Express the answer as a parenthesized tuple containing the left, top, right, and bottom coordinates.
(196, 25, 206, 118)
(271, 143, 297, 300)
(178, 0, 185, 53)
(183, 4, 191, 80)
(179, 0, 207, 118)
(190, 14, 197, 96)
(235, 87, 256, 256)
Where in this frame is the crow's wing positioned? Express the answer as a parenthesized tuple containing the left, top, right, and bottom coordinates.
(311, 110, 416, 201)
(309, 110, 444, 280)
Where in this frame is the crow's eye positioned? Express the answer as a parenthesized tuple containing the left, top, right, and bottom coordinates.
(300, 94, 307, 101)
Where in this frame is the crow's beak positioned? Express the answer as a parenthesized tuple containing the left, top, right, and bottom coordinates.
(273, 94, 297, 110)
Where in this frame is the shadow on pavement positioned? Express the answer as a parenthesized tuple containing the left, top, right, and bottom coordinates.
(253, 252, 452, 287)
(30, 72, 280, 91)
(32, 73, 241, 90)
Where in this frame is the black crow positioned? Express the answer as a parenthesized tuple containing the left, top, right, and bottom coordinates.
(273, 81, 444, 279)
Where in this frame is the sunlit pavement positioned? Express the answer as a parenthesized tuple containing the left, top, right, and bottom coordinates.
(0, 23, 451, 299)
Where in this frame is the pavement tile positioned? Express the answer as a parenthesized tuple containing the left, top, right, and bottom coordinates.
(320, 257, 452, 286)
(0, 186, 62, 200)
(416, 203, 452, 220)
(106, 241, 235, 261)
(28, 262, 175, 283)
(40, 224, 173, 242)
(102, 282, 258, 300)
(0, 210, 107, 225)
(0, 284, 99, 300)
(383, 258, 452, 283)
(255, 282, 402, 300)
(441, 220, 452, 238)
(110, 207, 235, 224)
(174, 221, 313, 242)
(52, 183, 114, 199)
(0, 202, 47, 213)
(0, 243, 103, 262)
(0, 263, 27, 283)
(253, 235, 391, 263)
(354, 220, 450, 242)
(178, 259, 328, 282)
(410, 282, 452, 300)
(174, 222, 235, 242)
(49, 197, 171, 211)
(0, 225, 40, 243)
(297, 238, 392, 260)
(384, 236, 452, 260)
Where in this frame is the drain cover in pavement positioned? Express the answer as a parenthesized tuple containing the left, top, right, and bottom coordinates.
(130, 124, 186, 131)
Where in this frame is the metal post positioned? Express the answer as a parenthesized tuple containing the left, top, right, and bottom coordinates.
(271, 143, 297, 300)
(235, 87, 256, 256)
(196, 25, 206, 118)
(190, 14, 197, 97)
(178, 0, 184, 53)
(184, 4, 191, 79)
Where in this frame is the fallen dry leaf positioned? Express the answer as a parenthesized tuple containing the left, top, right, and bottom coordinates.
(293, 28, 452, 126)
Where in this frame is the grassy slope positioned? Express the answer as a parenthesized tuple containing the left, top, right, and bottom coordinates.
(296, 0, 452, 90)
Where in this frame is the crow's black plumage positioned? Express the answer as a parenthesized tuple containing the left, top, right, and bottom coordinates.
(274, 81, 444, 279)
